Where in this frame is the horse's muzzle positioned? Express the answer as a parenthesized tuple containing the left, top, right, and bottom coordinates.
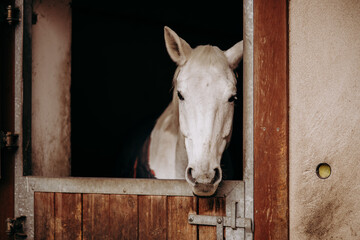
(185, 166, 222, 196)
(191, 183, 219, 197)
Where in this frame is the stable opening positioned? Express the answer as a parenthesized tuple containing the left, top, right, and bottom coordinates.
(30, 0, 243, 179)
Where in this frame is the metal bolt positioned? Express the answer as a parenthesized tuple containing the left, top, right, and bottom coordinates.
(217, 218, 222, 224)
(189, 216, 194, 222)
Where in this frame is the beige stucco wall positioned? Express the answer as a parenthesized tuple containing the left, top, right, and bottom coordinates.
(289, 0, 360, 239)
(31, 0, 71, 176)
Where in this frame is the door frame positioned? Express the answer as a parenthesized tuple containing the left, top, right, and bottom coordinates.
(12, 0, 289, 239)
(13, 1, 254, 239)
(253, 0, 289, 239)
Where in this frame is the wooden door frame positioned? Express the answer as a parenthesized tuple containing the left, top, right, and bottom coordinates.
(13, 1, 252, 240)
(10, 0, 289, 238)
(253, 0, 289, 239)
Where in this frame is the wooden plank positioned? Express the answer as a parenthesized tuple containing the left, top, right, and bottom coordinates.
(34, 192, 55, 240)
(198, 197, 226, 240)
(138, 195, 167, 240)
(83, 194, 110, 240)
(109, 194, 138, 240)
(253, 0, 289, 239)
(167, 196, 197, 240)
(54, 193, 82, 240)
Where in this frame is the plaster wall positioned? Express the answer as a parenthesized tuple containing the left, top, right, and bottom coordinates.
(31, 0, 71, 176)
(289, 0, 360, 239)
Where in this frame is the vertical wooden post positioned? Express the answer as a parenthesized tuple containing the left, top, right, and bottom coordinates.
(0, 1, 15, 239)
(253, 0, 289, 239)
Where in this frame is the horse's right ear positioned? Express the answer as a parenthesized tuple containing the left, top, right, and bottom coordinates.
(224, 40, 243, 70)
(164, 26, 192, 65)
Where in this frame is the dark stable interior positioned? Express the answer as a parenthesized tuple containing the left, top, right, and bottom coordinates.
(71, 1, 244, 179)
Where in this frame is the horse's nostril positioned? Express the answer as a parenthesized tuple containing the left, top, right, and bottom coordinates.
(186, 167, 196, 184)
(211, 167, 221, 184)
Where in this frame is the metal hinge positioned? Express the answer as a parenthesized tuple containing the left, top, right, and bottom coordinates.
(188, 201, 253, 240)
(6, 216, 27, 239)
(0, 131, 19, 150)
(1, 4, 20, 25)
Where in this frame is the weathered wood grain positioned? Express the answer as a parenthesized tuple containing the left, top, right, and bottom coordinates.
(138, 195, 167, 240)
(109, 194, 138, 240)
(253, 0, 289, 239)
(198, 197, 226, 240)
(34, 192, 55, 240)
(168, 196, 197, 240)
(34, 192, 242, 239)
(82, 194, 110, 240)
(54, 193, 82, 240)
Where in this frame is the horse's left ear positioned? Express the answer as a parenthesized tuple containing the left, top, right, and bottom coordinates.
(164, 26, 192, 66)
(224, 40, 243, 69)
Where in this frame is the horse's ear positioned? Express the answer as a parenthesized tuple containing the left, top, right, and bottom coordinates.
(164, 26, 192, 65)
(224, 40, 243, 70)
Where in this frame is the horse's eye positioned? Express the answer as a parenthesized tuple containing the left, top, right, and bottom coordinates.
(177, 91, 185, 101)
(228, 95, 237, 103)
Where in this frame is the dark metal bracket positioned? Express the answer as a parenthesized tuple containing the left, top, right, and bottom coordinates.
(0, 131, 19, 150)
(6, 216, 27, 239)
(188, 201, 253, 240)
(1, 4, 20, 25)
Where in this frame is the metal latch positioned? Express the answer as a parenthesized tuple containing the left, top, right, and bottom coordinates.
(1, 4, 20, 25)
(0, 131, 19, 150)
(188, 201, 252, 240)
(6, 216, 27, 239)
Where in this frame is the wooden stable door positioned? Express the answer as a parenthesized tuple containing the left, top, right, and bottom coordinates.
(11, 1, 253, 239)
(10, 0, 289, 239)
(34, 193, 226, 239)
(18, 178, 247, 239)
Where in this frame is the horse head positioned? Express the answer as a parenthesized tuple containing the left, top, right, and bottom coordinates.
(164, 26, 243, 196)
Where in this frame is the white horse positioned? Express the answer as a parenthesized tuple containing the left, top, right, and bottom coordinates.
(146, 26, 243, 196)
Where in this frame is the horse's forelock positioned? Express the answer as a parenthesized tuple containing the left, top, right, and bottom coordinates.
(187, 45, 229, 70)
